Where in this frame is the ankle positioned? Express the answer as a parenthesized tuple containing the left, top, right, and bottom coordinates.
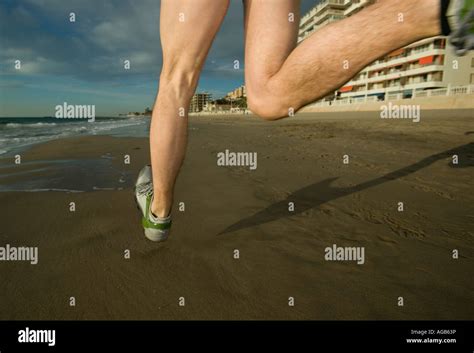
(151, 193, 172, 218)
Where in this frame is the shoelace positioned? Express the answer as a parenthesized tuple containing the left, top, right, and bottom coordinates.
(136, 182, 153, 197)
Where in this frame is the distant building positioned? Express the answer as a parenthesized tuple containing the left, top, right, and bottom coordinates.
(216, 104, 232, 112)
(299, 0, 474, 101)
(226, 85, 247, 100)
(202, 101, 236, 113)
(190, 92, 211, 112)
(202, 100, 216, 112)
(126, 107, 152, 117)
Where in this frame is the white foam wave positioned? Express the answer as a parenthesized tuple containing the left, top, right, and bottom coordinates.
(5, 122, 57, 128)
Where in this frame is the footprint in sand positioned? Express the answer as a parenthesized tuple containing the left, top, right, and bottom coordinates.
(411, 183, 455, 200)
(383, 214, 426, 238)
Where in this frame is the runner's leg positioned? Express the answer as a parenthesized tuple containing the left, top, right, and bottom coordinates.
(244, 0, 441, 120)
(151, 0, 229, 217)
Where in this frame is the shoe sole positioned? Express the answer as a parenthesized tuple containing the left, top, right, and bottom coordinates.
(144, 227, 169, 242)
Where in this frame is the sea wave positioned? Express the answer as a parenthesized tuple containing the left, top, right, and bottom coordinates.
(5, 122, 58, 128)
(0, 118, 149, 156)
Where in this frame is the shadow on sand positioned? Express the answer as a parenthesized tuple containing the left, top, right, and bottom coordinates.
(218, 142, 473, 235)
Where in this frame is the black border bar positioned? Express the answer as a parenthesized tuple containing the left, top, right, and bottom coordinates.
(0, 320, 472, 352)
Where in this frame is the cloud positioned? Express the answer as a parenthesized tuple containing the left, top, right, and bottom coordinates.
(0, 0, 321, 116)
(1, 0, 162, 81)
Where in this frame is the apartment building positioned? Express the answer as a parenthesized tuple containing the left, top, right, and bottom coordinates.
(226, 85, 247, 100)
(190, 92, 211, 113)
(298, 0, 348, 42)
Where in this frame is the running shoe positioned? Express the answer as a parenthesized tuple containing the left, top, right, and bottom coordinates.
(134, 165, 172, 242)
(447, 0, 474, 55)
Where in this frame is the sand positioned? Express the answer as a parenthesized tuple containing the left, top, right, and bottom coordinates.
(0, 110, 473, 320)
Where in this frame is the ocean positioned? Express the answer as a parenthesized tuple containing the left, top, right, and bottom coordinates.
(0, 116, 150, 156)
(0, 117, 151, 192)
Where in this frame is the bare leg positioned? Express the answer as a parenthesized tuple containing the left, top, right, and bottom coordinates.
(151, 0, 229, 217)
(244, 0, 442, 120)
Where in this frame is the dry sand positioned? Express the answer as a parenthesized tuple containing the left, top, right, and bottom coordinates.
(0, 110, 473, 320)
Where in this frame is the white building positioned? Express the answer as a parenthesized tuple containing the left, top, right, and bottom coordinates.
(226, 85, 247, 100)
(190, 92, 211, 113)
(299, 0, 350, 42)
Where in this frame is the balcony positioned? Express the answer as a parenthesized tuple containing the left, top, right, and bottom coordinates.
(300, 0, 349, 25)
(344, 0, 375, 16)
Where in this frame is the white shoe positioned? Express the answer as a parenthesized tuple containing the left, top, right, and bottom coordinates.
(134, 165, 172, 242)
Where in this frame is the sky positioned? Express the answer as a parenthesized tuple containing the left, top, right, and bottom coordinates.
(0, 0, 319, 117)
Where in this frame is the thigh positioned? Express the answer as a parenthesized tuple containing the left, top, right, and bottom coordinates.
(244, 0, 300, 84)
(160, 0, 230, 69)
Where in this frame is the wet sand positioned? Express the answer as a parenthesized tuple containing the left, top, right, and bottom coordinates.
(0, 110, 473, 319)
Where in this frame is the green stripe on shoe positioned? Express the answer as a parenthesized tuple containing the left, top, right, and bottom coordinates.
(143, 194, 172, 230)
(142, 216, 172, 230)
(463, 1, 474, 35)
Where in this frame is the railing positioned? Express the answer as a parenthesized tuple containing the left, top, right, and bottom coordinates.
(309, 84, 474, 107)
(191, 85, 473, 115)
(387, 93, 403, 100)
(451, 86, 471, 95)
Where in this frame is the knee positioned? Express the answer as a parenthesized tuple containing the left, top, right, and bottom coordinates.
(159, 58, 202, 98)
(247, 92, 292, 121)
(246, 74, 295, 121)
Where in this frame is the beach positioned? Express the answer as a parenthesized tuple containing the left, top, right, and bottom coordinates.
(0, 110, 473, 320)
